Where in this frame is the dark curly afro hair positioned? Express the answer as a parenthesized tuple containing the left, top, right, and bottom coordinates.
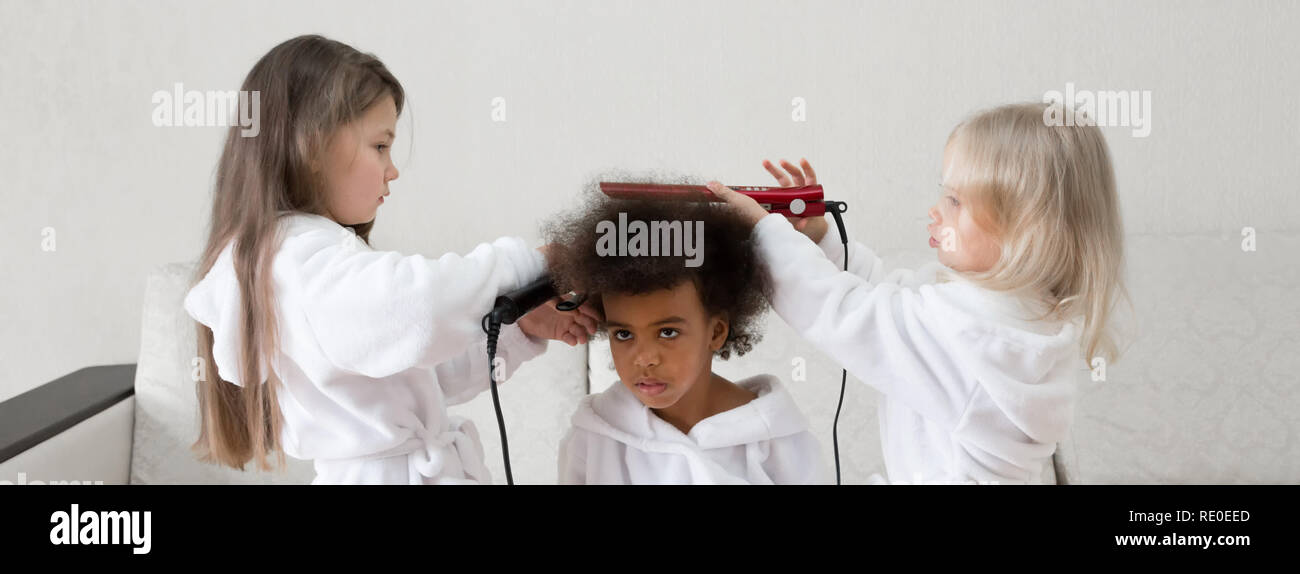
(542, 173, 771, 360)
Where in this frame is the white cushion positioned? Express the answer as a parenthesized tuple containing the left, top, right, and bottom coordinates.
(1057, 233, 1300, 483)
(131, 262, 316, 484)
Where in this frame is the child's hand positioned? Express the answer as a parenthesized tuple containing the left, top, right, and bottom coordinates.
(518, 296, 602, 346)
(763, 158, 830, 244)
(706, 181, 768, 227)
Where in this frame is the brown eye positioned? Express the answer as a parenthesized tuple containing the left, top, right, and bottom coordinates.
(613, 329, 632, 341)
(659, 328, 680, 339)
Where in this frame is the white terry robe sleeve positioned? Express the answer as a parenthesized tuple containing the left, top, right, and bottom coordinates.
(280, 228, 547, 379)
(750, 213, 971, 429)
(812, 213, 943, 287)
(434, 322, 549, 406)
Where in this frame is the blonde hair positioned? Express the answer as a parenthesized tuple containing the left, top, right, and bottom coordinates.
(943, 101, 1128, 364)
(191, 35, 404, 471)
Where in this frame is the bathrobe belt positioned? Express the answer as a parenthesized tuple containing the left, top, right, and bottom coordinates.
(337, 416, 492, 484)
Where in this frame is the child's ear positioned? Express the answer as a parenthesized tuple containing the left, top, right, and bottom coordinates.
(709, 315, 729, 352)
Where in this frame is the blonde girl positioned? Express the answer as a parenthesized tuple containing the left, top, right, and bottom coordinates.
(709, 101, 1126, 484)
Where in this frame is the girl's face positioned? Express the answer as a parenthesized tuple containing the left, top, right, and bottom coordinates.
(320, 95, 400, 226)
(929, 143, 1002, 273)
(602, 279, 728, 411)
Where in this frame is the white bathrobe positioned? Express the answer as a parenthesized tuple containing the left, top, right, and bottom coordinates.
(183, 211, 549, 484)
(558, 374, 830, 484)
(750, 213, 1081, 485)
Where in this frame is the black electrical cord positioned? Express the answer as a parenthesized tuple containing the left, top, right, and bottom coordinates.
(824, 200, 849, 485)
(482, 314, 514, 485)
(480, 277, 579, 486)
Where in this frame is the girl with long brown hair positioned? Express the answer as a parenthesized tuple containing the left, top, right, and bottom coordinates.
(182, 35, 598, 484)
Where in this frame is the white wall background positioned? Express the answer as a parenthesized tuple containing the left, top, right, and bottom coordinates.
(2, 0, 1296, 406)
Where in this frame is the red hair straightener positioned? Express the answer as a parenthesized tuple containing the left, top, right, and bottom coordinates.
(599, 182, 830, 217)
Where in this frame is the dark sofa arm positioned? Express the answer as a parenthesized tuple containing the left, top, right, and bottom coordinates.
(0, 364, 136, 464)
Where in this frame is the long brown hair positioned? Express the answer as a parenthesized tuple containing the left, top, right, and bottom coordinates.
(190, 35, 404, 471)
